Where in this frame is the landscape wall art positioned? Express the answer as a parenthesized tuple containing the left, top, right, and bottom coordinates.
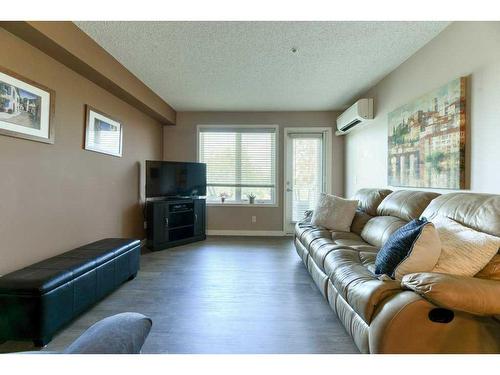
(388, 77, 466, 189)
(0, 66, 54, 144)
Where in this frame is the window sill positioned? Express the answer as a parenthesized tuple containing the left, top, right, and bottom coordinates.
(207, 202, 278, 208)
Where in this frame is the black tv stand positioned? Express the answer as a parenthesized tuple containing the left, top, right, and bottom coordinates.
(146, 197, 206, 251)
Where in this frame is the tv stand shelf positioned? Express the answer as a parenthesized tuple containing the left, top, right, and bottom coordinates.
(146, 197, 206, 251)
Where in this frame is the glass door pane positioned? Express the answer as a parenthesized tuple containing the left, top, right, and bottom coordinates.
(291, 135, 323, 222)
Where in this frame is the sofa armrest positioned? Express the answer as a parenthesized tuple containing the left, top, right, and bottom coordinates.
(303, 210, 313, 223)
(401, 272, 500, 316)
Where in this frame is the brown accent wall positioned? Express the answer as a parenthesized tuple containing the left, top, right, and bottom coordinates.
(0, 21, 176, 125)
(0, 28, 163, 275)
(163, 111, 344, 232)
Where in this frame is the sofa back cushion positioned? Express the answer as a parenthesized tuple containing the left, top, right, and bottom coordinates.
(353, 188, 393, 216)
(361, 216, 407, 249)
(377, 190, 440, 222)
(351, 210, 373, 236)
(422, 192, 500, 238)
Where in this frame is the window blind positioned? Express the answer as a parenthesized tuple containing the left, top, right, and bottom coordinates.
(198, 127, 277, 203)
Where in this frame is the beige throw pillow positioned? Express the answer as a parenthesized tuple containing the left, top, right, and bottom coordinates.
(311, 193, 358, 232)
(432, 217, 500, 276)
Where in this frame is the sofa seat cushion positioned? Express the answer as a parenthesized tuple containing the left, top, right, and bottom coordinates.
(295, 221, 314, 239)
(295, 222, 318, 242)
(331, 231, 377, 251)
(300, 228, 332, 250)
(360, 252, 377, 273)
(309, 241, 349, 271)
(331, 231, 362, 242)
(349, 244, 379, 253)
(324, 249, 402, 323)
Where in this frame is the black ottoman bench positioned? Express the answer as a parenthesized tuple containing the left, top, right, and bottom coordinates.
(0, 238, 141, 346)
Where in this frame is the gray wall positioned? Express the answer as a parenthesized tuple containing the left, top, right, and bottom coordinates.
(345, 21, 500, 197)
(163, 111, 344, 232)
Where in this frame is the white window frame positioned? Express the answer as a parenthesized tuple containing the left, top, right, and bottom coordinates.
(197, 124, 279, 207)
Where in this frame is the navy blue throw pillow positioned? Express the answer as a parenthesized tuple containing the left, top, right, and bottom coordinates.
(375, 218, 432, 278)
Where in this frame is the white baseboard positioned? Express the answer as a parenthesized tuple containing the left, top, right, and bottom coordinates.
(207, 230, 286, 237)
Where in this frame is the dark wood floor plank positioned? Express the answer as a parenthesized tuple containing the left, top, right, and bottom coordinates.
(0, 236, 358, 354)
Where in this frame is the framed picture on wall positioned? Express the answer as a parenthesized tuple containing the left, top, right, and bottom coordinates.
(0, 66, 55, 144)
(388, 77, 467, 189)
(84, 105, 123, 157)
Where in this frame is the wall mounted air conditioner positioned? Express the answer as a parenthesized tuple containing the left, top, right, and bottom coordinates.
(336, 98, 374, 135)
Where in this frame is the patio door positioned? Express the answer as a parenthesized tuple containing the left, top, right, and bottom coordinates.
(284, 128, 332, 234)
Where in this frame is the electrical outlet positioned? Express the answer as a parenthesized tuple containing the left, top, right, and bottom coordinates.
(251, 216, 257, 223)
(143, 221, 147, 229)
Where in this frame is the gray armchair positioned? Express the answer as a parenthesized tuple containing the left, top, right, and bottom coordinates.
(20, 313, 152, 354)
(63, 312, 152, 354)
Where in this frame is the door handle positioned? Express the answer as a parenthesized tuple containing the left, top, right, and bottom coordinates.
(165, 217, 169, 227)
(194, 214, 198, 222)
(286, 188, 293, 192)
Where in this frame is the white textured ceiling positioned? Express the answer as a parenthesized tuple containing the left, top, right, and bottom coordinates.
(75, 21, 449, 111)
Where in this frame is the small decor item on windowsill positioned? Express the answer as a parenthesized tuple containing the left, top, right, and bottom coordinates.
(219, 192, 228, 203)
(248, 193, 256, 204)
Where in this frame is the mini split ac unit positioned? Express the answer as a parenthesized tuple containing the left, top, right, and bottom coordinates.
(336, 98, 374, 135)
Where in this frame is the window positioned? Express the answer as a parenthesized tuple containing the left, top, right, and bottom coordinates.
(198, 126, 278, 205)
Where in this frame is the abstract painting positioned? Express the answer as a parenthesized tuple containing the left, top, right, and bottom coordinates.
(388, 77, 466, 189)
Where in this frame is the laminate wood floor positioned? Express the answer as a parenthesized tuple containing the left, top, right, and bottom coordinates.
(0, 236, 358, 354)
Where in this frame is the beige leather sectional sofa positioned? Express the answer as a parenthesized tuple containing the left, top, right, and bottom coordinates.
(294, 189, 500, 353)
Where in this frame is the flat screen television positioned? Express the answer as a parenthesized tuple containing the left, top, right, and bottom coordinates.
(146, 160, 207, 198)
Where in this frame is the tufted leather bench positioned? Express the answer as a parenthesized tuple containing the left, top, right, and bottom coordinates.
(0, 238, 141, 346)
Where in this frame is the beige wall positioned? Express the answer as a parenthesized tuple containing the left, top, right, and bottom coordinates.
(0, 28, 163, 275)
(345, 21, 500, 197)
(163, 111, 343, 232)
